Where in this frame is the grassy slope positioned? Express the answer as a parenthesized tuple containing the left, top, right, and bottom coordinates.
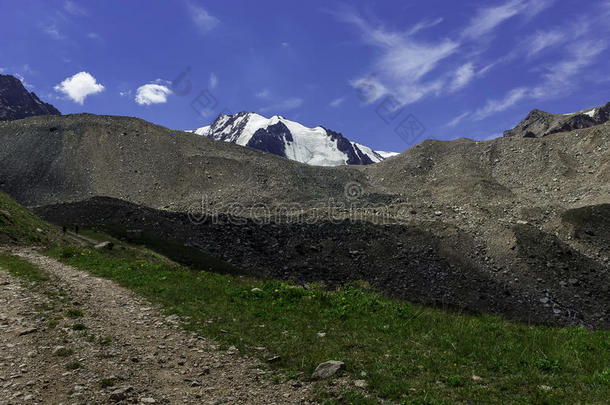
(0, 252, 49, 282)
(45, 243, 610, 405)
(0, 191, 55, 245)
(0, 190, 607, 403)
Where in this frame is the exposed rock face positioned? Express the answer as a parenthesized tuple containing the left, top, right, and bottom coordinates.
(194, 112, 396, 166)
(503, 102, 610, 138)
(0, 74, 60, 121)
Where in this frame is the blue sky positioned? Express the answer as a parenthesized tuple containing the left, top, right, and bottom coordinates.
(2, 0, 610, 152)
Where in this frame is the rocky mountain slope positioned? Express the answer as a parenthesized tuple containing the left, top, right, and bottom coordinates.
(0, 74, 60, 121)
(0, 112, 609, 328)
(503, 101, 610, 138)
(193, 112, 397, 166)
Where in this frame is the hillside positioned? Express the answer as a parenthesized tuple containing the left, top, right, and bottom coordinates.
(0, 112, 607, 327)
(0, 190, 56, 245)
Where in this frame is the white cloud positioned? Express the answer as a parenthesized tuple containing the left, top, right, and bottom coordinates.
(329, 97, 345, 108)
(255, 89, 270, 99)
(345, 13, 457, 106)
(446, 112, 470, 128)
(54, 72, 104, 104)
(14, 74, 34, 90)
(474, 87, 528, 120)
(407, 17, 444, 36)
(119, 90, 132, 97)
(43, 23, 64, 40)
(531, 40, 606, 99)
(135, 84, 173, 106)
(449, 63, 475, 92)
(209, 73, 218, 89)
(87, 32, 102, 41)
(462, 0, 523, 39)
(350, 75, 389, 104)
(64, 0, 88, 16)
(259, 97, 303, 113)
(472, 38, 606, 120)
(526, 30, 565, 57)
(462, 0, 551, 39)
(187, 2, 219, 33)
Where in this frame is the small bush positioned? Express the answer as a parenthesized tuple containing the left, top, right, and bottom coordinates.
(66, 308, 84, 318)
(66, 361, 82, 370)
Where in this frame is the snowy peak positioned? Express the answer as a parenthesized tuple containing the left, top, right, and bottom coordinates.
(503, 101, 610, 138)
(193, 112, 397, 166)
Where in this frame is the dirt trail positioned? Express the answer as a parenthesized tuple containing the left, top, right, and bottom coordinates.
(0, 247, 316, 404)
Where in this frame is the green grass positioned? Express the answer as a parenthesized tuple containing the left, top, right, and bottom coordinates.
(66, 361, 82, 370)
(99, 377, 117, 388)
(0, 191, 56, 245)
(0, 253, 49, 282)
(45, 243, 610, 404)
(66, 308, 84, 318)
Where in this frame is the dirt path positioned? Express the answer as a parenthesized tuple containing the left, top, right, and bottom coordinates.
(0, 247, 317, 404)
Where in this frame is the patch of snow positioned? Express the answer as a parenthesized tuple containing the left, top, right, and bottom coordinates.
(193, 125, 210, 136)
(375, 150, 400, 159)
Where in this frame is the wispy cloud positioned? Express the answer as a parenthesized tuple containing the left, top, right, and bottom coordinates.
(449, 63, 475, 92)
(329, 97, 345, 108)
(474, 87, 528, 120)
(87, 32, 103, 41)
(344, 12, 458, 106)
(525, 30, 565, 57)
(407, 17, 444, 36)
(54, 72, 105, 104)
(209, 73, 218, 89)
(14, 74, 34, 90)
(461, 0, 551, 40)
(64, 0, 88, 16)
(259, 97, 303, 113)
(446, 112, 470, 128)
(255, 89, 270, 99)
(42, 22, 64, 40)
(462, 0, 524, 39)
(187, 2, 219, 34)
(531, 40, 607, 99)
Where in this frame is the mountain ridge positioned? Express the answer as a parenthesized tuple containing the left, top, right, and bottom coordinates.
(0, 74, 60, 121)
(193, 112, 397, 166)
(503, 101, 610, 138)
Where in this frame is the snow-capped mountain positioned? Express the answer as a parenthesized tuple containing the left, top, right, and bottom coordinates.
(192, 112, 397, 166)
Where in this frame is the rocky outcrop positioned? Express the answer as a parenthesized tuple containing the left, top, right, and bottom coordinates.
(503, 102, 610, 138)
(0, 74, 60, 121)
